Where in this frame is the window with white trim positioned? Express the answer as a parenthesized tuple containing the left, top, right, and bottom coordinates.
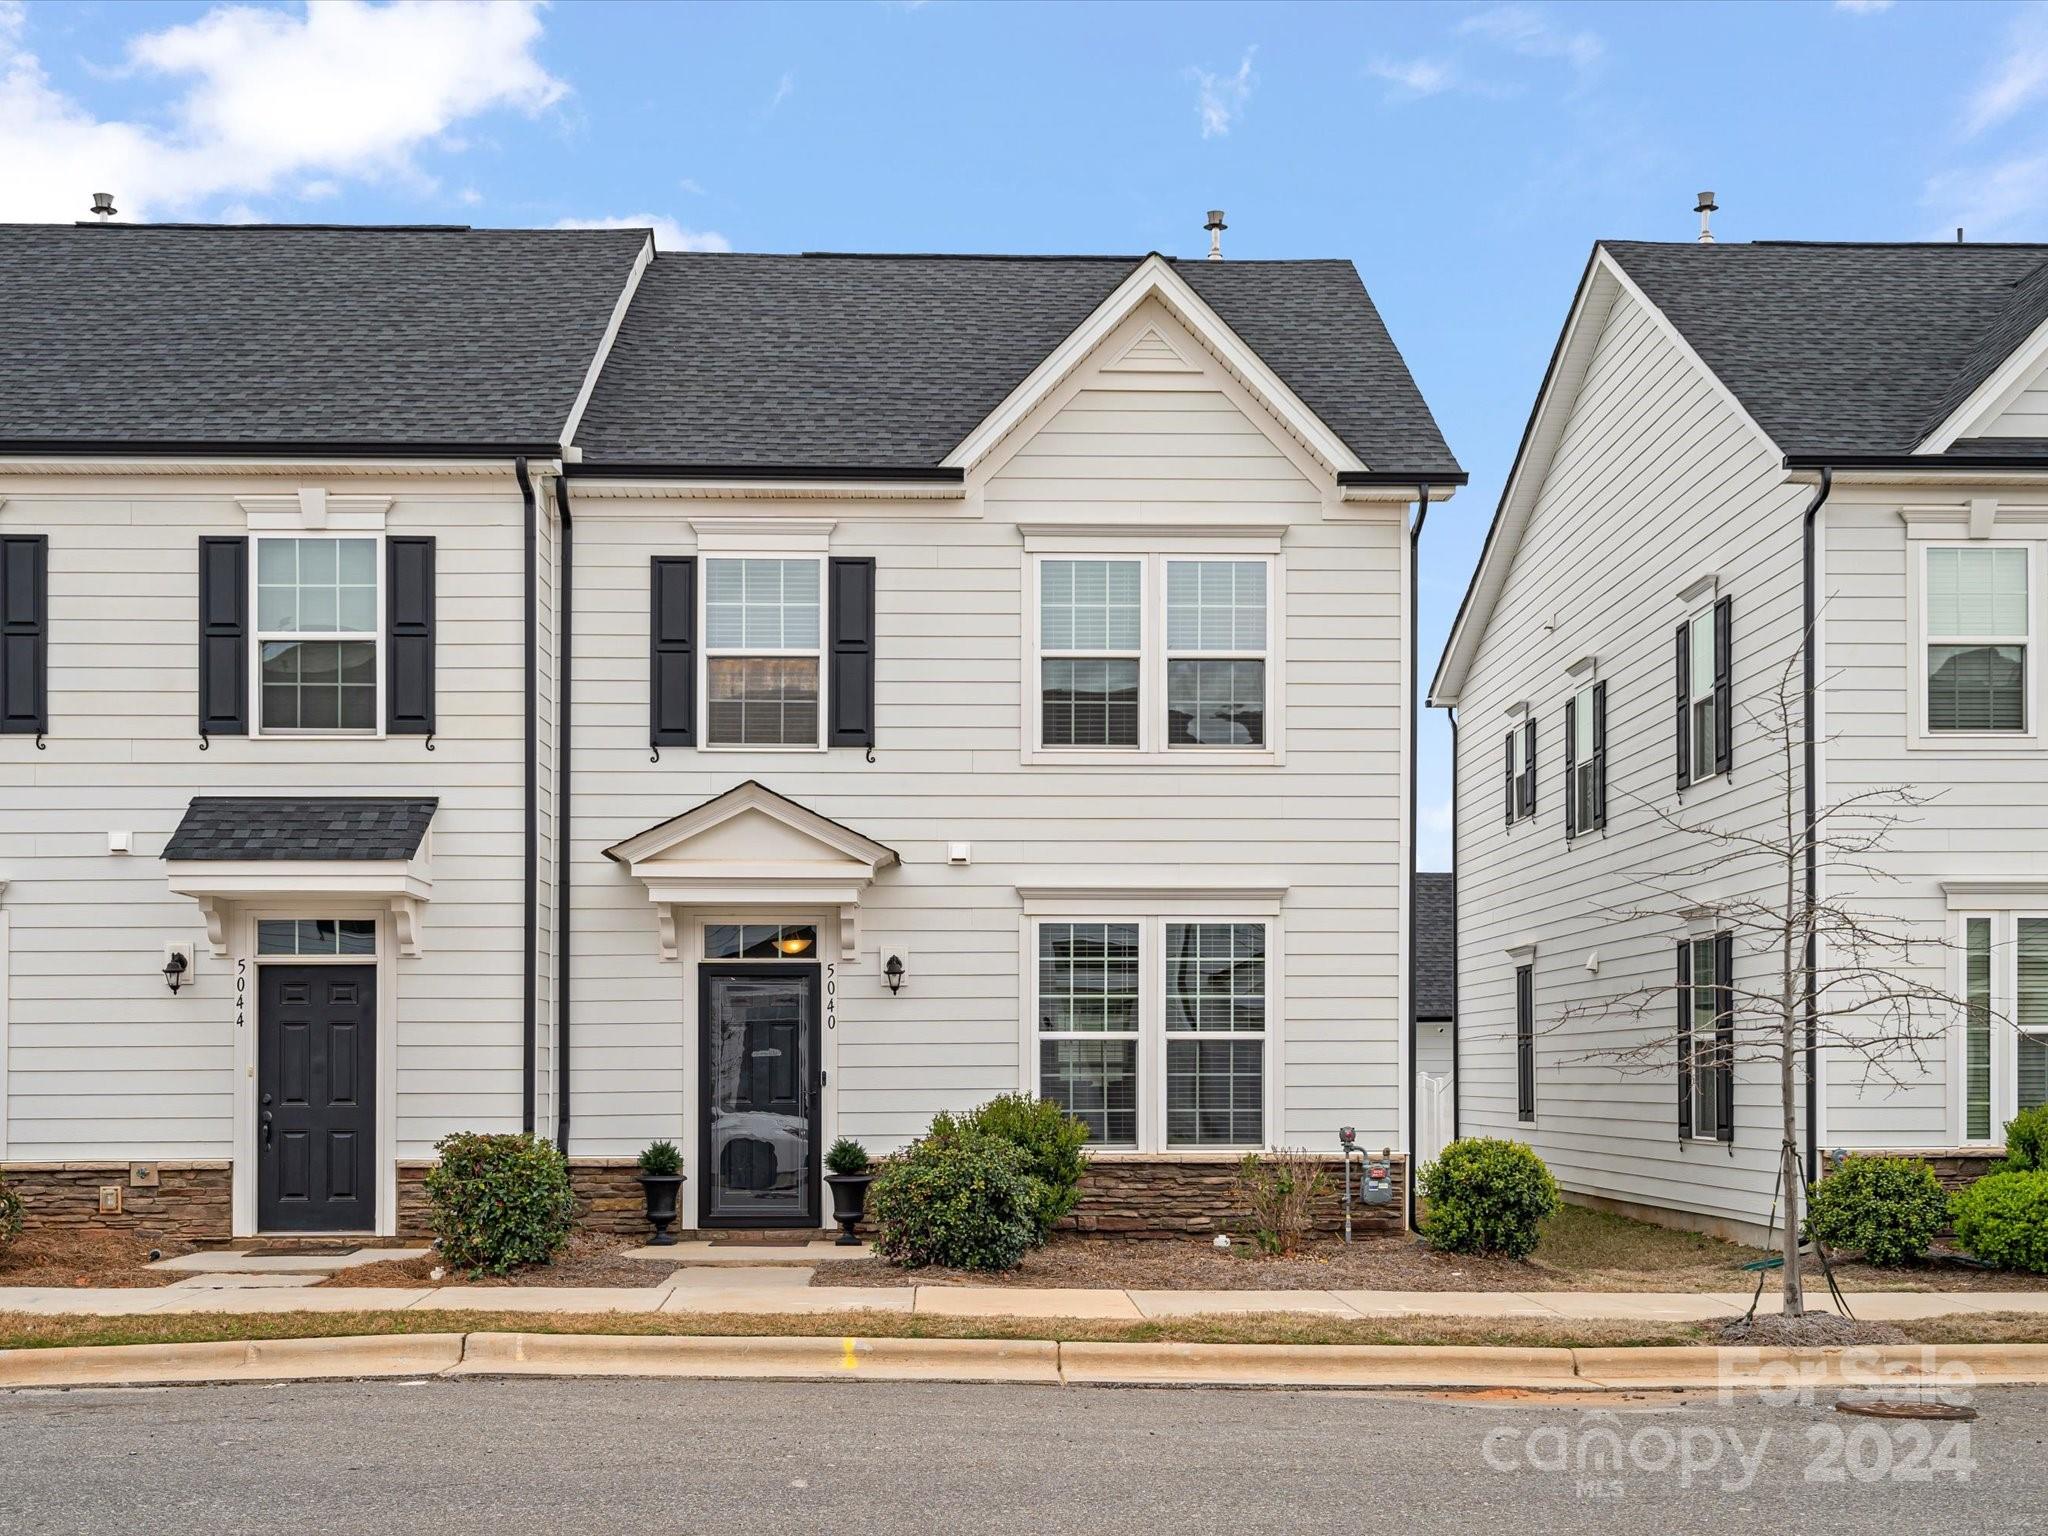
(1039, 559, 1142, 749)
(1032, 914, 1274, 1150)
(257, 918, 376, 957)
(1166, 560, 1268, 748)
(703, 556, 822, 747)
(1925, 545, 2029, 734)
(255, 535, 379, 733)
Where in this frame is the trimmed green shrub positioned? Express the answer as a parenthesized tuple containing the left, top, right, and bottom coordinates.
(1951, 1170, 2048, 1274)
(2001, 1105, 2048, 1173)
(0, 1177, 21, 1257)
(424, 1132, 576, 1276)
(825, 1137, 871, 1176)
(926, 1093, 1089, 1244)
(1804, 1155, 1949, 1265)
(637, 1140, 682, 1177)
(867, 1130, 1037, 1272)
(1419, 1137, 1559, 1260)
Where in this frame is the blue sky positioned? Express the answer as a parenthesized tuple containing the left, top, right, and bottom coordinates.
(5, 0, 2047, 865)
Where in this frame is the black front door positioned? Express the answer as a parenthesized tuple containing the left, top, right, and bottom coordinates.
(259, 963, 376, 1232)
(700, 964, 820, 1228)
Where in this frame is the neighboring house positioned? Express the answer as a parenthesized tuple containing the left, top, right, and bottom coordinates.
(0, 221, 1460, 1240)
(1413, 871, 1456, 1168)
(1432, 236, 2048, 1240)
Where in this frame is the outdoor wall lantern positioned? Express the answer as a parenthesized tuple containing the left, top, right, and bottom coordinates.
(162, 950, 190, 993)
(884, 953, 906, 994)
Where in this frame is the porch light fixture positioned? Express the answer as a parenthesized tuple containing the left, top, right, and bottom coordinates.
(162, 950, 189, 993)
(774, 932, 814, 956)
(883, 953, 905, 994)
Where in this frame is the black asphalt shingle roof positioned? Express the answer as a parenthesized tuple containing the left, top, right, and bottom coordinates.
(1601, 241, 2048, 457)
(1414, 872, 1456, 1022)
(574, 252, 1461, 475)
(0, 225, 649, 450)
(163, 797, 438, 862)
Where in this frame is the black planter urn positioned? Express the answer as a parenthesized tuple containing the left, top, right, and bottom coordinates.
(825, 1172, 875, 1246)
(637, 1173, 686, 1245)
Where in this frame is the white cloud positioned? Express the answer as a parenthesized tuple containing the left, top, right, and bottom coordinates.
(768, 70, 795, 111)
(0, 0, 564, 223)
(1833, 0, 1895, 11)
(1962, 5, 2048, 137)
(554, 214, 731, 253)
(1924, 152, 2048, 240)
(1457, 4, 1603, 73)
(677, 176, 706, 195)
(1367, 56, 1460, 99)
(1188, 47, 1256, 138)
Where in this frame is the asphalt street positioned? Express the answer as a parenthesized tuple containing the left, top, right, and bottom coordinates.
(6, 1375, 2048, 1535)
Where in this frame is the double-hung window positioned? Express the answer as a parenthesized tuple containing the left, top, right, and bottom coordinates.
(1039, 559, 1142, 749)
(1031, 552, 1275, 757)
(1166, 560, 1268, 748)
(1677, 933, 1734, 1143)
(1033, 914, 1273, 1150)
(1926, 546, 2029, 735)
(1564, 681, 1605, 838)
(255, 535, 379, 734)
(1503, 719, 1535, 825)
(1961, 913, 2048, 1143)
(1676, 595, 1732, 787)
(703, 556, 823, 748)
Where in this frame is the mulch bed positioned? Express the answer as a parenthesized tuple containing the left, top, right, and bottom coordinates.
(0, 1231, 191, 1288)
(322, 1234, 683, 1288)
(820, 1234, 1549, 1291)
(1719, 1313, 1913, 1348)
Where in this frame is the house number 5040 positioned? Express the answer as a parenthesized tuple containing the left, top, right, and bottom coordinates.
(825, 962, 836, 1030)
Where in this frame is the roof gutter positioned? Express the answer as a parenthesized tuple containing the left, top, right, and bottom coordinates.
(1785, 453, 2048, 473)
(0, 439, 566, 460)
(1801, 466, 1833, 1188)
(564, 463, 965, 483)
(1338, 469, 1469, 488)
(1407, 481, 1432, 1234)
(517, 455, 538, 1138)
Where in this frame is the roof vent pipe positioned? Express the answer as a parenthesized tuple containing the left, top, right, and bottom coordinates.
(89, 192, 116, 222)
(1695, 190, 1718, 244)
(1205, 209, 1227, 261)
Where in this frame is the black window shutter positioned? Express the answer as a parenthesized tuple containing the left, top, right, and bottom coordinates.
(1562, 697, 1577, 839)
(827, 556, 876, 748)
(1674, 619, 1691, 790)
(1504, 731, 1516, 827)
(1712, 594, 1733, 776)
(1521, 719, 1537, 814)
(198, 536, 248, 738)
(649, 556, 696, 747)
(386, 537, 436, 736)
(1714, 929, 1736, 1143)
(1676, 940, 1693, 1140)
(1515, 964, 1535, 1122)
(0, 534, 48, 737)
(1591, 680, 1608, 829)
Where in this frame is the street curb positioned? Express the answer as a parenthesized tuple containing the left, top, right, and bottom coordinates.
(0, 1333, 465, 1388)
(5, 1335, 2048, 1392)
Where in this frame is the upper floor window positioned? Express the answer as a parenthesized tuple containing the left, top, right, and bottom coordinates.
(1040, 559, 1141, 749)
(1564, 681, 1606, 838)
(704, 556, 822, 748)
(256, 535, 378, 734)
(1503, 718, 1534, 826)
(1676, 595, 1731, 788)
(1926, 545, 2029, 734)
(1031, 551, 1278, 758)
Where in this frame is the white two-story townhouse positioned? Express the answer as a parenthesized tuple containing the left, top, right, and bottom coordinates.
(1433, 236, 2048, 1241)
(0, 221, 1461, 1241)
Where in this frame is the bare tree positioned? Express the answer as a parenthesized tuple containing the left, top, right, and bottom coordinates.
(1549, 640, 1978, 1317)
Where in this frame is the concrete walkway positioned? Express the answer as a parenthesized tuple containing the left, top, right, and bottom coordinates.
(3, 1250, 2047, 1323)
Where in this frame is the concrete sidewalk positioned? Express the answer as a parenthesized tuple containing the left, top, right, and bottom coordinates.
(5, 1264, 2048, 1323)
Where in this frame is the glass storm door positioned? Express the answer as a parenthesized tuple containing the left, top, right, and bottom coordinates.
(700, 965, 820, 1227)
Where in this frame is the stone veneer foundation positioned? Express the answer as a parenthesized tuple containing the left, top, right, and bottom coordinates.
(395, 1158, 648, 1239)
(1, 1161, 232, 1244)
(1061, 1155, 1408, 1240)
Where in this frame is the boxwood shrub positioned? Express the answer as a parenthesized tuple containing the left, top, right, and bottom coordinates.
(1804, 1154, 1949, 1266)
(424, 1132, 576, 1276)
(926, 1093, 1089, 1244)
(0, 1177, 21, 1257)
(867, 1130, 1037, 1272)
(1951, 1170, 2048, 1274)
(2001, 1104, 2048, 1173)
(1419, 1137, 1559, 1260)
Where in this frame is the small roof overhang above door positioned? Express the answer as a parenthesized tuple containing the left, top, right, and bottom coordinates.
(603, 780, 899, 963)
(162, 796, 437, 957)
